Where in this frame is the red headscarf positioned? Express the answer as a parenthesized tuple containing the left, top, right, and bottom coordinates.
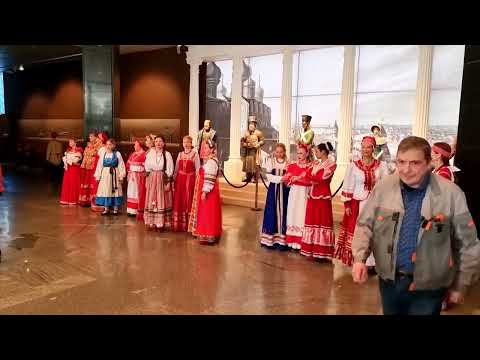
(297, 143, 309, 153)
(134, 140, 145, 151)
(362, 136, 376, 147)
(98, 132, 109, 144)
(432, 142, 452, 159)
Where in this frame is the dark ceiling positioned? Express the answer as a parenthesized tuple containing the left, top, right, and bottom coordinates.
(0, 45, 82, 72)
(0, 45, 176, 73)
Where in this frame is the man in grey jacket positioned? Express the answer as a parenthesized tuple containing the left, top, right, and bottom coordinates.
(352, 136, 480, 315)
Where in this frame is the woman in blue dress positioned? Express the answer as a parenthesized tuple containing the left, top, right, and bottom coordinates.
(260, 143, 290, 249)
(94, 139, 127, 215)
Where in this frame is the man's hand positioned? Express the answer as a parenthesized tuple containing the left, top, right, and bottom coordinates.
(201, 192, 207, 201)
(352, 262, 368, 284)
(448, 290, 465, 305)
(344, 201, 353, 216)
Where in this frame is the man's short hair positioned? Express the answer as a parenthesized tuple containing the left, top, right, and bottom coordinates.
(397, 136, 431, 162)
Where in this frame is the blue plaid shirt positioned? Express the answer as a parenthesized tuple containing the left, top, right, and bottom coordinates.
(396, 174, 430, 273)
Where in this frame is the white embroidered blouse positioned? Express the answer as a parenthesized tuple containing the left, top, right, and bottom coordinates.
(264, 157, 288, 184)
(202, 158, 219, 193)
(144, 149, 174, 177)
(94, 151, 126, 181)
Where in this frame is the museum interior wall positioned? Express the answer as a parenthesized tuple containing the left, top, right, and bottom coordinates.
(3, 59, 84, 162)
(3, 47, 191, 163)
(119, 47, 189, 145)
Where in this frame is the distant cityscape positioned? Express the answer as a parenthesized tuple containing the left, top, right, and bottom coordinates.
(286, 124, 458, 161)
(211, 52, 460, 164)
(352, 124, 457, 157)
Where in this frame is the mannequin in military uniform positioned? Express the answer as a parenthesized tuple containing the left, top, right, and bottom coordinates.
(241, 116, 265, 182)
(197, 119, 217, 164)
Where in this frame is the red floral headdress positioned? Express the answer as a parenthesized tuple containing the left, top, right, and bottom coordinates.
(362, 136, 376, 147)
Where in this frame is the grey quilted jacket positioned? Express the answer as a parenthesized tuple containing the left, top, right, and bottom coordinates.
(352, 173, 480, 292)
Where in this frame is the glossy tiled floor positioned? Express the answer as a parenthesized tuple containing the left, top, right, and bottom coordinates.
(0, 171, 479, 315)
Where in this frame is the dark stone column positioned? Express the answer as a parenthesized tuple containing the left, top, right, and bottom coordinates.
(82, 45, 120, 138)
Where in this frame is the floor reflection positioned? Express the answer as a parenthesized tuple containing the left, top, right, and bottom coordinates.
(0, 172, 478, 315)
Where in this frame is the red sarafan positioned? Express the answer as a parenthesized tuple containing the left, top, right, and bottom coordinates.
(283, 159, 311, 250)
(126, 146, 146, 217)
(78, 137, 102, 206)
(433, 165, 454, 181)
(60, 146, 83, 206)
(300, 155, 337, 259)
(190, 156, 222, 243)
(172, 150, 200, 232)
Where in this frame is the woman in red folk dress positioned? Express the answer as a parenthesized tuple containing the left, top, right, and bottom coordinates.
(431, 141, 456, 311)
(172, 135, 200, 232)
(126, 141, 147, 217)
(300, 142, 337, 260)
(190, 140, 222, 245)
(60, 139, 83, 206)
(431, 142, 454, 182)
(144, 135, 174, 231)
(282, 144, 312, 250)
(78, 132, 102, 206)
(136, 134, 155, 221)
(334, 136, 388, 268)
(91, 132, 109, 212)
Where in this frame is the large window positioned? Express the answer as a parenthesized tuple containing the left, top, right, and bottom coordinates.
(215, 60, 232, 98)
(352, 45, 418, 158)
(245, 54, 282, 131)
(428, 45, 465, 144)
(0, 72, 5, 115)
(202, 45, 465, 168)
(205, 60, 233, 166)
(291, 46, 344, 158)
(244, 54, 282, 156)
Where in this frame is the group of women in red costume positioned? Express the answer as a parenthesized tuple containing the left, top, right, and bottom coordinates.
(56, 129, 457, 257)
(59, 132, 110, 208)
(260, 141, 338, 261)
(260, 135, 459, 273)
(259, 136, 389, 269)
(58, 131, 222, 245)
